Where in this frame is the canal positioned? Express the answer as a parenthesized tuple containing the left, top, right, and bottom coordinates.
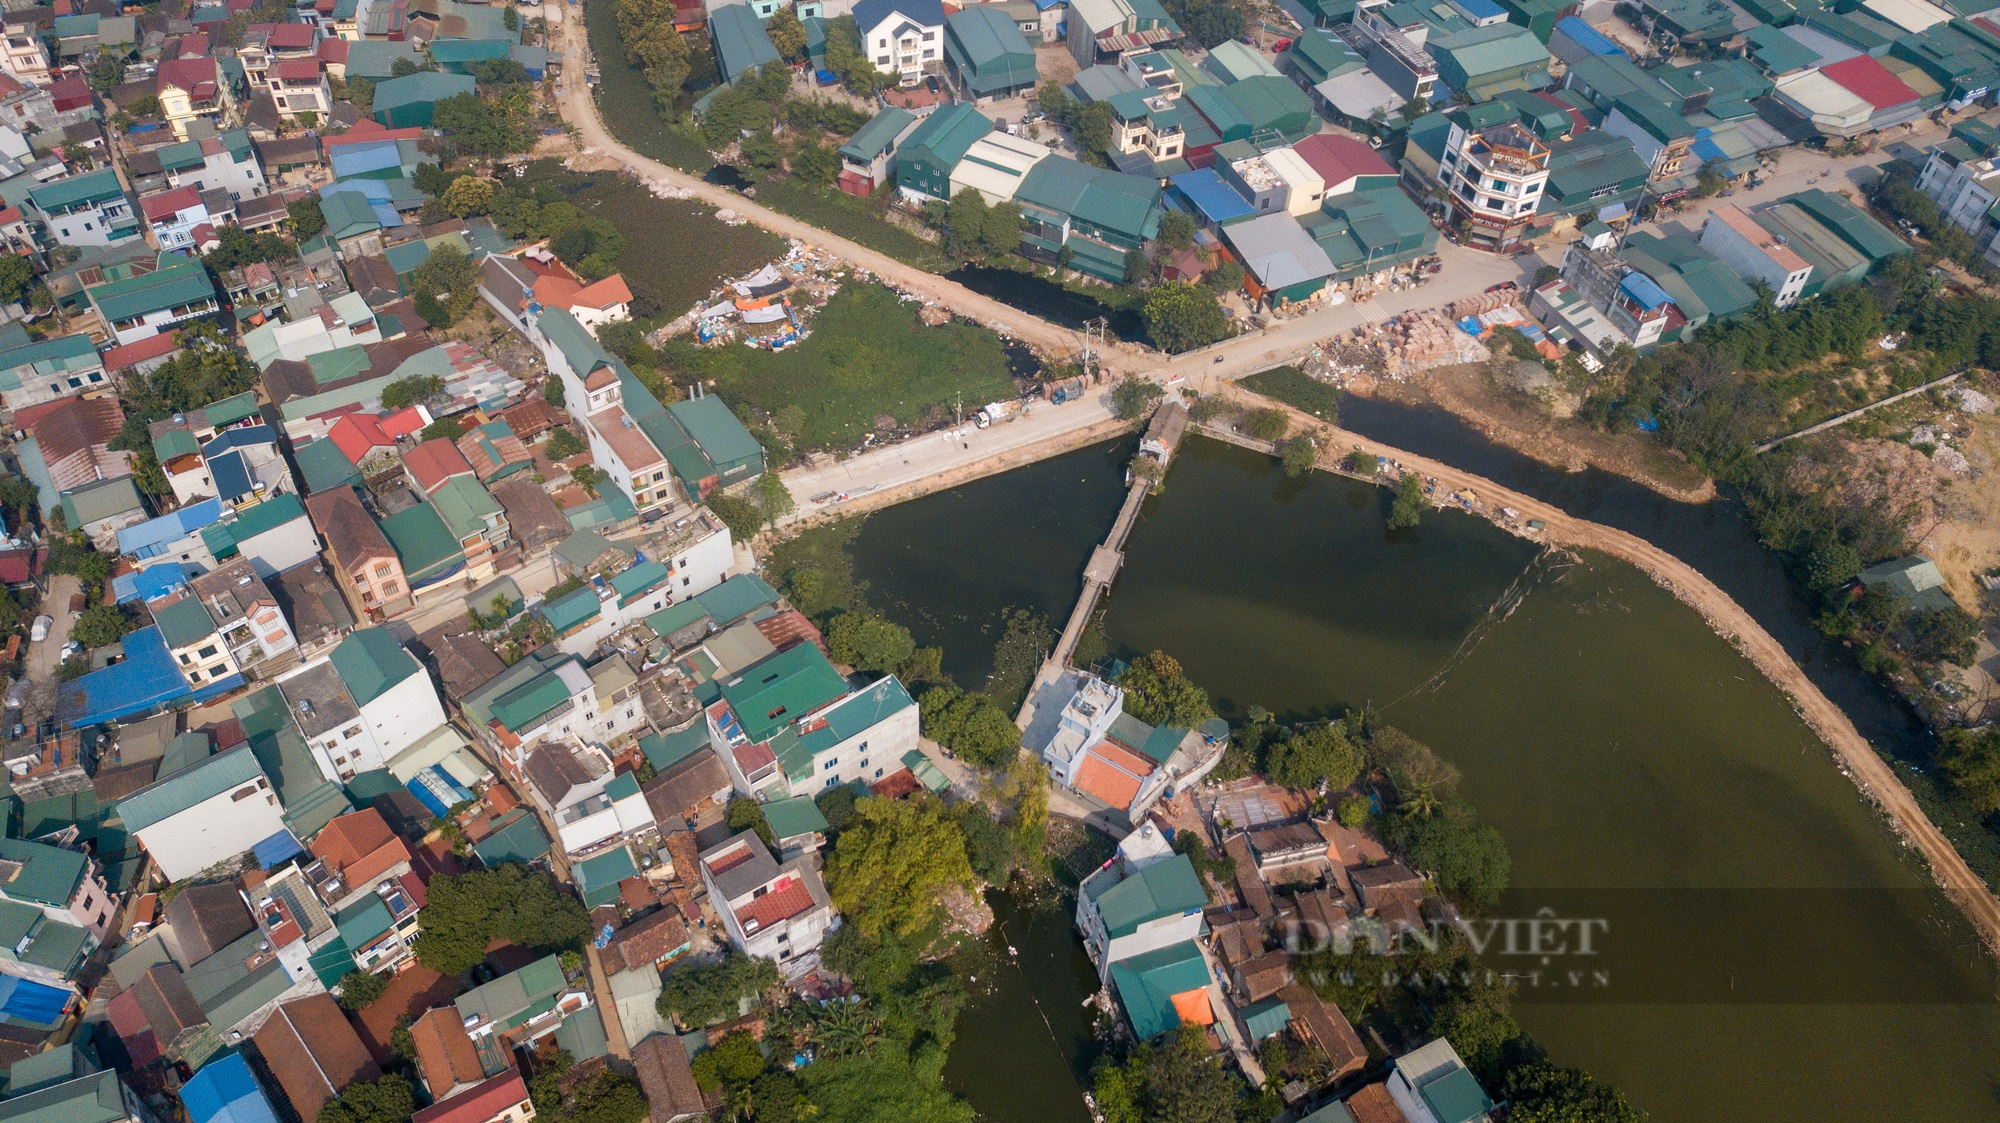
(848, 430, 2000, 1123)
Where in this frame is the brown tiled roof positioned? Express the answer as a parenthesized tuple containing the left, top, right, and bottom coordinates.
(94, 758, 159, 802)
(632, 1031, 707, 1121)
(1278, 982, 1365, 1081)
(403, 437, 473, 493)
(1224, 833, 1273, 917)
(262, 334, 432, 406)
(163, 882, 252, 965)
(307, 485, 394, 568)
(498, 397, 561, 440)
(254, 994, 382, 1122)
(610, 907, 689, 973)
(457, 427, 529, 481)
(525, 742, 602, 806)
(1344, 1083, 1410, 1123)
(642, 752, 730, 828)
(28, 396, 123, 463)
(416, 626, 507, 703)
(1232, 951, 1291, 1003)
(131, 965, 206, 1052)
(409, 1007, 485, 1099)
(488, 477, 568, 553)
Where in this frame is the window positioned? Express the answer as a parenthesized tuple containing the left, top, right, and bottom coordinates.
(197, 645, 218, 659)
(822, 758, 838, 770)
(858, 758, 868, 770)
(652, 471, 665, 482)
(874, 768, 884, 778)
(179, 653, 191, 666)
(344, 725, 362, 739)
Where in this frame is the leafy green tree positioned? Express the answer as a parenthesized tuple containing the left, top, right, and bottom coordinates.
(1205, 259, 1245, 292)
(827, 613, 917, 674)
(411, 243, 483, 326)
(816, 784, 860, 832)
(945, 189, 994, 262)
(1279, 434, 1316, 477)
(709, 492, 764, 541)
(87, 52, 127, 92)
(318, 1075, 415, 1123)
(70, 605, 134, 650)
(1909, 604, 1979, 666)
(656, 951, 780, 1026)
(1116, 651, 1216, 729)
(1504, 1062, 1646, 1123)
(1143, 281, 1228, 353)
(1110, 377, 1164, 420)
(543, 378, 565, 407)
(768, 7, 809, 61)
(443, 176, 498, 217)
(570, 465, 607, 498)
(999, 757, 1049, 858)
(1155, 210, 1195, 252)
(726, 796, 775, 846)
(1267, 722, 1361, 792)
(504, 5, 520, 30)
(0, 254, 36, 305)
(957, 803, 1014, 884)
(918, 685, 1019, 767)
(288, 195, 326, 239)
(690, 1030, 767, 1091)
(1072, 101, 1113, 161)
(1387, 471, 1427, 529)
(793, 141, 839, 192)
(758, 471, 796, 525)
(380, 375, 443, 411)
(1382, 804, 1511, 904)
(824, 15, 890, 93)
(543, 426, 586, 459)
(1940, 726, 2000, 812)
(335, 968, 389, 1011)
(826, 796, 976, 938)
(433, 92, 530, 157)
(1336, 795, 1371, 829)
(799, 1050, 976, 1123)
(617, 0, 693, 109)
(202, 227, 296, 272)
(1242, 408, 1288, 442)
(412, 864, 590, 975)
(1429, 995, 1522, 1086)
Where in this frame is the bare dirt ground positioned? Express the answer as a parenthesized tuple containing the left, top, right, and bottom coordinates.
(1225, 386, 2000, 958)
(1352, 361, 1718, 503)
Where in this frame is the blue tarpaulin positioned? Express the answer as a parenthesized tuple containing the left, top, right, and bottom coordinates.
(406, 765, 472, 818)
(1619, 271, 1674, 310)
(0, 976, 70, 1026)
(252, 829, 304, 869)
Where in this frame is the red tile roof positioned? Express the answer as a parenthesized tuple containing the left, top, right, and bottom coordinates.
(310, 808, 411, 891)
(1071, 751, 1143, 811)
(318, 37, 350, 63)
(531, 272, 634, 314)
(274, 58, 323, 82)
(1289, 133, 1394, 187)
(380, 405, 429, 439)
(1820, 55, 1921, 109)
(411, 1070, 531, 1123)
(158, 56, 218, 95)
(265, 22, 316, 48)
(328, 412, 394, 464)
(322, 120, 426, 148)
(100, 332, 180, 372)
(140, 185, 203, 222)
(403, 437, 473, 492)
(734, 874, 815, 933)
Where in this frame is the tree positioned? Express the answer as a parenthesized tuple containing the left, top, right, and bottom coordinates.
(0, 254, 35, 305)
(411, 243, 483, 326)
(1116, 651, 1216, 728)
(87, 52, 127, 92)
(1242, 408, 1288, 442)
(656, 951, 780, 1026)
(1072, 101, 1113, 161)
(998, 757, 1049, 857)
(1337, 795, 1371, 829)
(618, 0, 694, 109)
(918, 685, 1020, 767)
(1940, 726, 2000, 812)
(1267, 722, 1362, 792)
(1504, 1063, 1646, 1123)
(1110, 377, 1165, 420)
(769, 7, 809, 61)
(202, 227, 296, 272)
(709, 492, 764, 541)
(800, 1050, 976, 1123)
(544, 426, 585, 459)
(318, 1075, 416, 1123)
(1909, 604, 1979, 666)
(1387, 471, 1427, 530)
(794, 141, 839, 191)
(570, 465, 607, 498)
(413, 864, 591, 975)
(945, 189, 994, 262)
(1383, 805, 1511, 904)
(817, 785, 860, 832)
(1279, 435, 1316, 477)
(827, 613, 916, 674)
(380, 374, 443, 411)
(1156, 210, 1195, 252)
(335, 968, 389, 1011)
(442, 175, 498, 218)
(543, 378, 565, 407)
(826, 795, 976, 938)
(1037, 80, 1072, 124)
(1205, 259, 1245, 292)
(71, 605, 134, 650)
(824, 14, 889, 93)
(690, 1030, 766, 1092)
(758, 471, 796, 525)
(288, 195, 325, 239)
(433, 91, 530, 157)
(1144, 282, 1229, 353)
(957, 804, 1015, 884)
(727, 796, 775, 846)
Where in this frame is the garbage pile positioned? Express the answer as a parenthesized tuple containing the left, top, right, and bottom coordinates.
(658, 243, 854, 349)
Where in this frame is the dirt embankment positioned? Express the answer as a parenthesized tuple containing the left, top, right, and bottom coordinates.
(1228, 387, 2000, 958)
(1350, 361, 1717, 504)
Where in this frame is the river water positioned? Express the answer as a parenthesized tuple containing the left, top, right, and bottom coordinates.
(847, 428, 2000, 1122)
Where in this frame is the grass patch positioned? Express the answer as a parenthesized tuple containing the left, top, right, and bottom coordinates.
(1240, 365, 1343, 422)
(755, 180, 952, 273)
(525, 164, 783, 318)
(664, 283, 1017, 450)
(583, 0, 718, 174)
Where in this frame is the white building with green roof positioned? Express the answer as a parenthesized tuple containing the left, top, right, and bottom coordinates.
(28, 167, 138, 249)
(1387, 1038, 1496, 1123)
(0, 331, 105, 413)
(0, 1070, 157, 1123)
(1075, 846, 1207, 980)
(117, 744, 286, 882)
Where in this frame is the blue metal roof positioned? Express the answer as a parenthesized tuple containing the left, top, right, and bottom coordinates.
(209, 450, 252, 501)
(200, 424, 274, 457)
(331, 141, 403, 180)
(113, 562, 195, 604)
(181, 1052, 281, 1123)
(1555, 15, 1623, 55)
(52, 626, 206, 727)
(1453, 0, 1506, 19)
(116, 497, 224, 557)
(1619, 270, 1674, 310)
(1170, 167, 1256, 224)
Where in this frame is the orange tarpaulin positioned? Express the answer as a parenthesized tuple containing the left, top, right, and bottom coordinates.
(1171, 989, 1215, 1026)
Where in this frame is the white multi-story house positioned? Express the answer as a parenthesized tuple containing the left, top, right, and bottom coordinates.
(1699, 203, 1813, 308)
(855, 0, 947, 87)
(527, 738, 656, 856)
(1074, 838, 1206, 980)
(29, 168, 139, 248)
(118, 745, 287, 881)
(156, 129, 269, 200)
(185, 559, 301, 679)
(268, 59, 333, 121)
(1028, 670, 1229, 824)
(1438, 115, 1550, 253)
(1387, 1039, 1497, 1123)
(0, 20, 50, 85)
(699, 831, 836, 968)
(275, 629, 450, 784)
(139, 186, 214, 251)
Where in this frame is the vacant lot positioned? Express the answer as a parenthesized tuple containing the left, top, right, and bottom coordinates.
(526, 165, 784, 320)
(1239, 366, 1343, 422)
(666, 284, 1018, 450)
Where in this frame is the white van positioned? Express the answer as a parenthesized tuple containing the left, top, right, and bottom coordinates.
(29, 616, 51, 643)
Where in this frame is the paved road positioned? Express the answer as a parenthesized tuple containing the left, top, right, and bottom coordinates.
(22, 575, 80, 723)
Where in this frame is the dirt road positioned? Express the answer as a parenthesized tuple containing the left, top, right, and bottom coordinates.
(22, 575, 80, 722)
(1228, 392, 2000, 954)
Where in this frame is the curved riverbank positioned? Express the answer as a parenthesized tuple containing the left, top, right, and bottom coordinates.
(1216, 392, 2000, 953)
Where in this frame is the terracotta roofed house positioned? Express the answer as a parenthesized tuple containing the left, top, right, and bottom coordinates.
(309, 807, 413, 908)
(411, 1070, 535, 1123)
(24, 396, 131, 495)
(254, 993, 382, 1122)
(409, 1006, 488, 1100)
(161, 881, 253, 965)
(632, 1033, 708, 1123)
(305, 485, 414, 621)
(404, 436, 475, 494)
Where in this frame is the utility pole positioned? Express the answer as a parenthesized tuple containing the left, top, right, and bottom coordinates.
(1082, 317, 1109, 380)
(954, 390, 963, 431)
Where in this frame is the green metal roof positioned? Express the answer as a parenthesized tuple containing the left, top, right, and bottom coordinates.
(1014, 157, 1163, 243)
(902, 748, 950, 793)
(429, 475, 501, 542)
(645, 600, 713, 642)
(225, 491, 306, 540)
(152, 595, 217, 649)
(0, 839, 85, 910)
(87, 254, 215, 324)
(840, 107, 918, 162)
(1108, 939, 1210, 1040)
(710, 2, 781, 84)
(0, 333, 99, 385)
(573, 846, 637, 909)
(640, 724, 712, 772)
(489, 668, 573, 733)
(296, 438, 361, 494)
(335, 895, 395, 947)
(1785, 188, 1910, 262)
(1089, 852, 1207, 937)
(59, 477, 143, 528)
(540, 586, 602, 634)
(1241, 995, 1291, 1040)
(471, 810, 551, 866)
(902, 102, 995, 171)
(611, 560, 670, 606)
(760, 796, 829, 839)
(455, 954, 567, 1029)
(318, 191, 381, 240)
(554, 529, 631, 573)
(328, 628, 420, 707)
(555, 1005, 610, 1061)
(0, 1069, 128, 1123)
(718, 643, 849, 745)
(118, 744, 264, 833)
(151, 427, 200, 463)
(945, 6, 1038, 96)
(371, 70, 477, 115)
(379, 501, 463, 580)
(693, 573, 780, 625)
(29, 167, 124, 214)
(1418, 1067, 1495, 1123)
(666, 395, 764, 481)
